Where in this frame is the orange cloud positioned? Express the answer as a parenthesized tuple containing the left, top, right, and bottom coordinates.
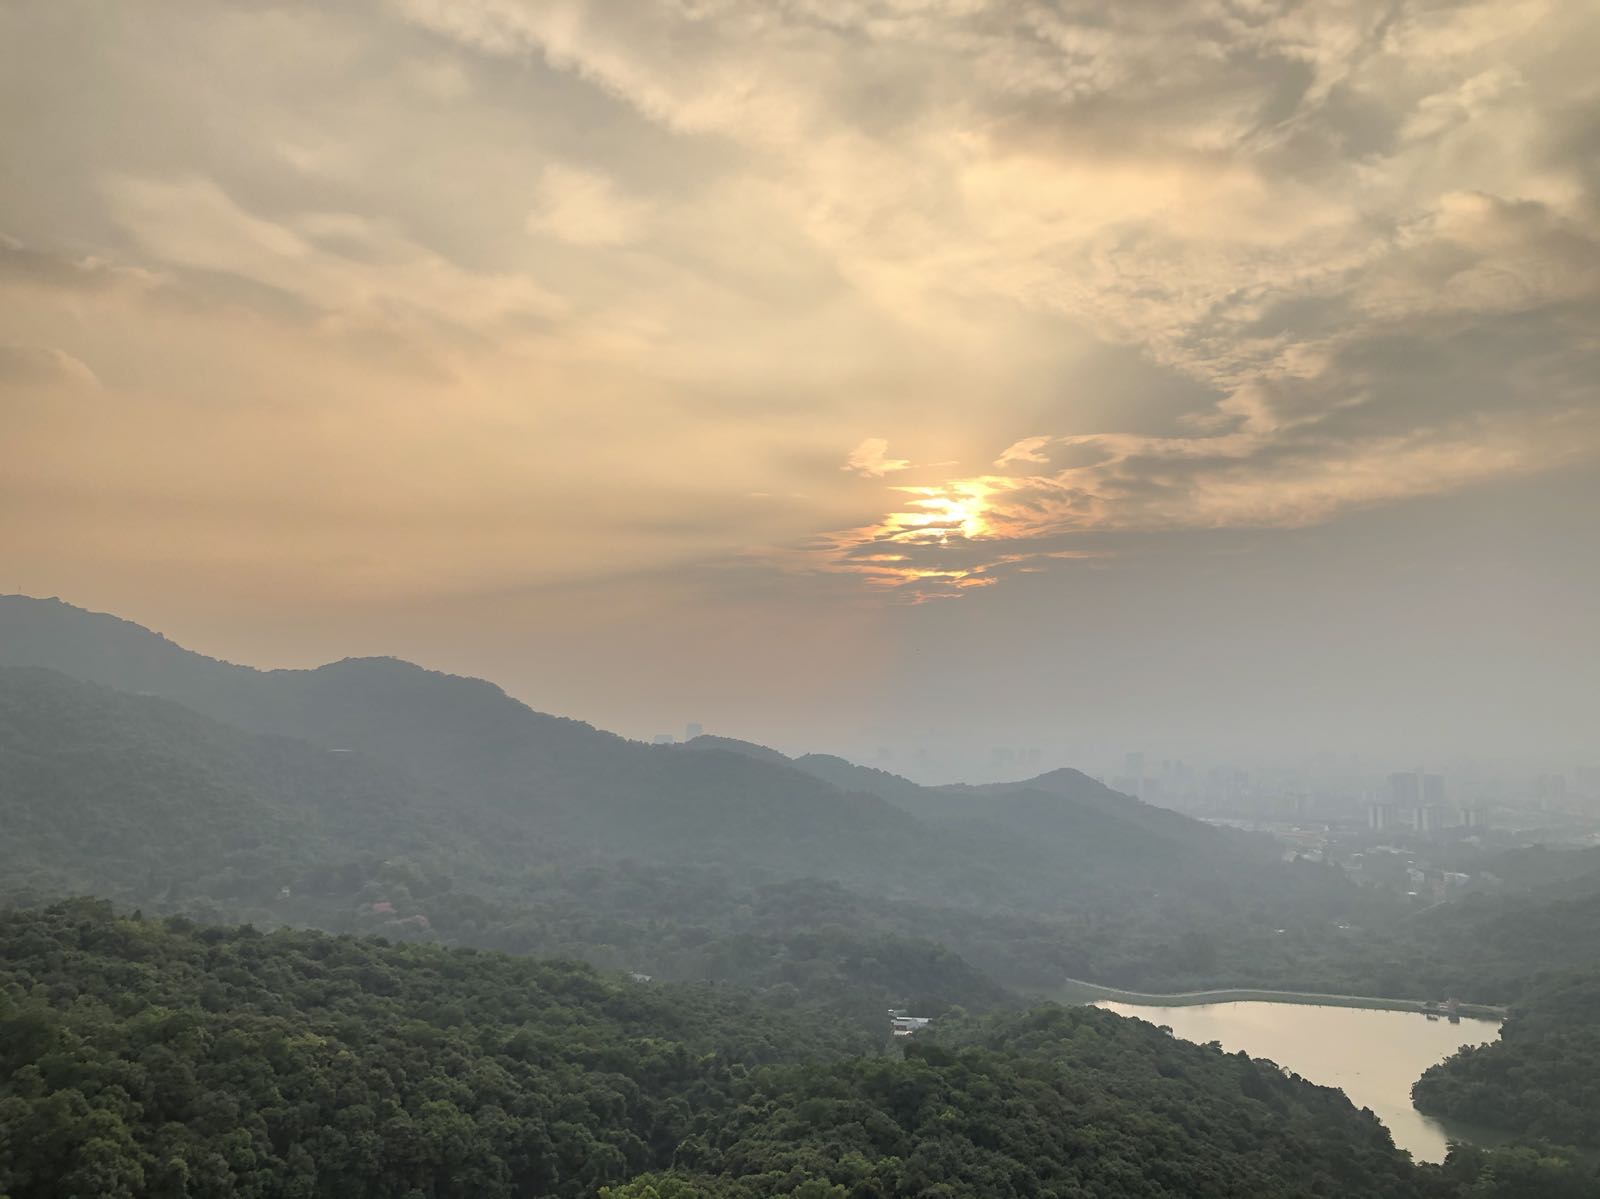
(843, 438, 912, 478)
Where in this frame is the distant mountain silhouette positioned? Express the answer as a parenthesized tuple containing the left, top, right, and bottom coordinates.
(789, 752, 939, 811)
(1, 594, 1329, 997)
(7, 594, 1587, 1040)
(684, 725, 1239, 869)
(1, 595, 1245, 881)
(0, 596, 920, 876)
(683, 733, 793, 766)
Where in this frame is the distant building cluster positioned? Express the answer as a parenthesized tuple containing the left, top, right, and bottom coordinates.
(1101, 748, 1599, 836)
(1361, 771, 1484, 835)
(1087, 748, 1600, 905)
(1342, 847, 1474, 901)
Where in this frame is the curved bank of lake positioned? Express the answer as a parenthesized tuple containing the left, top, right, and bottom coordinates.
(1095, 998, 1501, 1162)
(1052, 976, 1506, 1018)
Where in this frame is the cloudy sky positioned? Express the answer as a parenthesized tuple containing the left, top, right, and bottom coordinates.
(2, 0, 1597, 771)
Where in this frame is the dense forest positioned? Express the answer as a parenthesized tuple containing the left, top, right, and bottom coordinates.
(0, 902, 868, 1198)
(4, 903, 1596, 1199)
(1413, 970, 1600, 1148)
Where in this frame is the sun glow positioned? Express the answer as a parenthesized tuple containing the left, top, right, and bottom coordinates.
(883, 481, 996, 543)
(811, 478, 1009, 599)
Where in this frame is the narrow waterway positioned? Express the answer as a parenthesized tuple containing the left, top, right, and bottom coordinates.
(1097, 999, 1501, 1162)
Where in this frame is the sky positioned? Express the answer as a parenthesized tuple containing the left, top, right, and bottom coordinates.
(2, 0, 1597, 774)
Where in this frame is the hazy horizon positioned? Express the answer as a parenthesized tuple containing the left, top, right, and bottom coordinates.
(3, 1, 1598, 767)
(3, 585, 1590, 789)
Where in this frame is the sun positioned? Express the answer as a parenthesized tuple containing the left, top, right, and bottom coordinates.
(897, 481, 994, 542)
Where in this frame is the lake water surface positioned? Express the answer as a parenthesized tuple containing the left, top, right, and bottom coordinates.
(1096, 1000, 1501, 1162)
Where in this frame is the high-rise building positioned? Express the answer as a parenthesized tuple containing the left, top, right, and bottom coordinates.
(1388, 771, 1421, 806)
(1534, 773, 1569, 809)
(1123, 752, 1147, 800)
(1416, 804, 1448, 834)
(1367, 802, 1396, 831)
(1422, 774, 1446, 805)
(685, 722, 704, 742)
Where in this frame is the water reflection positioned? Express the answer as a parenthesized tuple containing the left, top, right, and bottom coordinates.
(1096, 1000, 1500, 1162)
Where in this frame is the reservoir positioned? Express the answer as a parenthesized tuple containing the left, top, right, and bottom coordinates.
(1097, 999, 1501, 1162)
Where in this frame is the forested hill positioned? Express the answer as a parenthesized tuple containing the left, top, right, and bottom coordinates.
(0, 901, 871, 1198)
(1394, 866, 1600, 1003)
(692, 733, 1232, 856)
(0, 665, 465, 905)
(1414, 969, 1600, 1147)
(8, 902, 1585, 1199)
(0, 657, 1231, 918)
(0, 595, 1412, 1007)
(0, 598, 907, 865)
(0, 664, 1013, 1017)
(0, 596, 1283, 903)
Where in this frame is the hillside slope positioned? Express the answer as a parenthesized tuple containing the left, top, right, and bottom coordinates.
(0, 666, 465, 907)
(0, 665, 1012, 1013)
(0, 596, 1260, 901)
(0, 902, 1502, 1199)
(1414, 969, 1600, 1148)
(0, 595, 1388, 1002)
(0, 599, 920, 881)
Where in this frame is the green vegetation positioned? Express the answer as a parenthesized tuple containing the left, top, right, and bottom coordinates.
(10, 903, 1591, 1199)
(0, 602, 1398, 1009)
(1397, 876, 1600, 1004)
(1414, 970, 1600, 1148)
(597, 1007, 1435, 1199)
(0, 666, 1006, 1024)
(0, 901, 870, 1199)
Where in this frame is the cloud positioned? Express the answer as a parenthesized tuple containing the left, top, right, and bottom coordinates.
(526, 162, 648, 247)
(0, 344, 100, 391)
(0, 234, 162, 295)
(102, 174, 569, 333)
(995, 436, 1053, 468)
(843, 438, 911, 478)
(3, 0, 1599, 616)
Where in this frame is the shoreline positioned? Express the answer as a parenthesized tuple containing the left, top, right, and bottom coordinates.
(1046, 977, 1508, 1019)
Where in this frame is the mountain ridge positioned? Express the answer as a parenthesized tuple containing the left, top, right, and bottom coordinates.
(2, 593, 1355, 1001)
(0, 595, 1230, 880)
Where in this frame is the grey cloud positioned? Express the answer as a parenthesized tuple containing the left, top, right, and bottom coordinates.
(392, 0, 1600, 595)
(0, 344, 100, 390)
(0, 235, 160, 294)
